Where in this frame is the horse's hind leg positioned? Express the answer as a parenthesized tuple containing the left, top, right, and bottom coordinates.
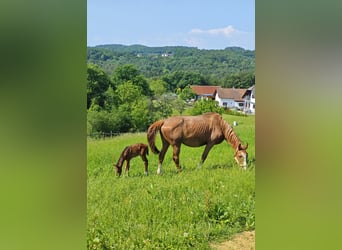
(157, 140, 170, 175)
(141, 153, 149, 176)
(172, 144, 182, 172)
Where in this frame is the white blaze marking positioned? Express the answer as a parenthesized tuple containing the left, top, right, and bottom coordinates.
(157, 164, 162, 175)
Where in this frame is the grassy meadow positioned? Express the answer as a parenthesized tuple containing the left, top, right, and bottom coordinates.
(87, 114, 255, 249)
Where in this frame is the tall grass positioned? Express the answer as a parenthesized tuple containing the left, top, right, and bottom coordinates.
(87, 115, 255, 249)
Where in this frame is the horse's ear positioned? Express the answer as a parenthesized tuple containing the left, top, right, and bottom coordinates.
(238, 143, 248, 150)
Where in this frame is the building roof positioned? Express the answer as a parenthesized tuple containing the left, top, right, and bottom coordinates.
(216, 87, 247, 101)
(242, 85, 255, 98)
(247, 85, 255, 91)
(190, 85, 220, 97)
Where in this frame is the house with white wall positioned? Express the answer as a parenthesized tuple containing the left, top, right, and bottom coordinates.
(242, 85, 255, 114)
(215, 87, 247, 110)
(190, 85, 255, 114)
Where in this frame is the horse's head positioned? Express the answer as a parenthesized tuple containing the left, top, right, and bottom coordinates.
(114, 164, 122, 176)
(234, 143, 248, 170)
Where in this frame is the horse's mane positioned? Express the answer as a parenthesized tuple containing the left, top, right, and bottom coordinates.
(218, 115, 243, 150)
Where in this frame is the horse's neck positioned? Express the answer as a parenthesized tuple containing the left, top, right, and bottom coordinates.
(221, 120, 241, 150)
(116, 146, 130, 167)
(116, 156, 125, 168)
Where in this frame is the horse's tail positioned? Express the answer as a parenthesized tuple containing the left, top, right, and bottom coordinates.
(147, 120, 164, 154)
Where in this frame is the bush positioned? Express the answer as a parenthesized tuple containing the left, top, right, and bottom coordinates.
(223, 108, 247, 117)
(190, 99, 224, 115)
(87, 108, 132, 135)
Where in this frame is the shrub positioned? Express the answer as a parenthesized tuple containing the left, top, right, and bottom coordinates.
(87, 108, 131, 135)
(190, 99, 224, 115)
(223, 108, 247, 117)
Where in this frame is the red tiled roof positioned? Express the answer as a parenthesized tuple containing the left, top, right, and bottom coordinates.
(190, 85, 220, 96)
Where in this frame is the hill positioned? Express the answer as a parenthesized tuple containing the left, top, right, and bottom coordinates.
(87, 44, 255, 87)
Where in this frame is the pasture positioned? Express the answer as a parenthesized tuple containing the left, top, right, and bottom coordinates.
(87, 114, 255, 249)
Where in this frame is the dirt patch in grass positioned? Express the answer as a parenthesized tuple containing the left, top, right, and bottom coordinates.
(211, 230, 255, 250)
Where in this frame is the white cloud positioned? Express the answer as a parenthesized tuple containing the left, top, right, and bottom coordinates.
(189, 25, 245, 37)
(186, 25, 254, 50)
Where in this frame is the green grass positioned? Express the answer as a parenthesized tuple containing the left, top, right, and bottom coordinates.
(87, 114, 255, 249)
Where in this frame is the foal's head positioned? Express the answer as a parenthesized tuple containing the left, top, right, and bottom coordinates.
(234, 143, 248, 170)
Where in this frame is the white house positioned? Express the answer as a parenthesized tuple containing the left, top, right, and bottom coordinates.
(215, 87, 247, 110)
(242, 85, 255, 114)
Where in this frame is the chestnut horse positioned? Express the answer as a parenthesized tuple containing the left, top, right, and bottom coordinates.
(147, 112, 248, 174)
(114, 143, 149, 176)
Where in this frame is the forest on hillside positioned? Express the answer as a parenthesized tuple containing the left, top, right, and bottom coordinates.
(87, 45, 255, 135)
(87, 44, 255, 88)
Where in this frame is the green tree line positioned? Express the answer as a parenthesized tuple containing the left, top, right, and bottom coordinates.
(87, 44, 255, 88)
(87, 45, 255, 135)
(87, 63, 226, 135)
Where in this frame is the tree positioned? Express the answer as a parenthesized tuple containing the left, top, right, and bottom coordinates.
(87, 63, 113, 109)
(152, 94, 173, 119)
(172, 98, 186, 115)
(190, 99, 224, 115)
(87, 45, 255, 86)
(176, 85, 196, 101)
(222, 72, 255, 88)
(87, 107, 131, 134)
(131, 98, 151, 131)
(149, 79, 167, 96)
(112, 64, 152, 96)
(116, 81, 142, 104)
(162, 71, 208, 92)
(103, 86, 117, 110)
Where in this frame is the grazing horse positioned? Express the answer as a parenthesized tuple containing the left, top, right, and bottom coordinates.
(147, 112, 248, 174)
(114, 143, 149, 176)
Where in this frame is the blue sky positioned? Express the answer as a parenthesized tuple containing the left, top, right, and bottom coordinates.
(87, 0, 255, 50)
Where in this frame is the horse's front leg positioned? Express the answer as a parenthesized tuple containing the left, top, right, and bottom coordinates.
(199, 143, 215, 169)
(125, 160, 130, 177)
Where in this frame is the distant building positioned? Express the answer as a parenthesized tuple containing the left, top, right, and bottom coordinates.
(161, 53, 172, 57)
(215, 87, 247, 110)
(190, 85, 220, 100)
(190, 85, 255, 114)
(242, 85, 255, 114)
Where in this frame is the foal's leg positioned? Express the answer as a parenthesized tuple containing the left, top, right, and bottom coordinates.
(157, 139, 170, 175)
(141, 153, 149, 176)
(125, 160, 130, 177)
(198, 143, 215, 168)
(172, 144, 182, 172)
